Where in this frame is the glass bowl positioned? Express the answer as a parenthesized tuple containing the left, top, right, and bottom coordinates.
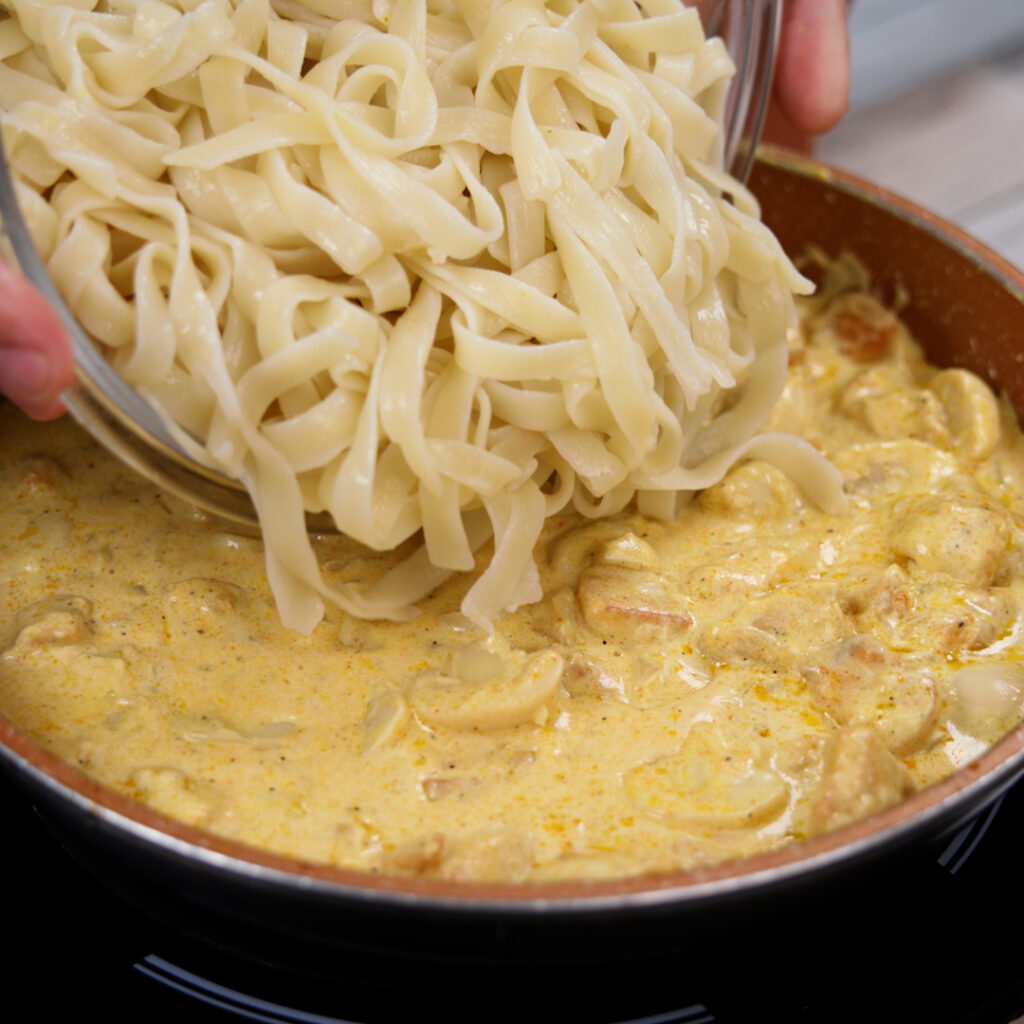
(0, 0, 782, 528)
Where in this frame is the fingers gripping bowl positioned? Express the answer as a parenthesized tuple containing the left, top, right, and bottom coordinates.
(3, 151, 1024, 972)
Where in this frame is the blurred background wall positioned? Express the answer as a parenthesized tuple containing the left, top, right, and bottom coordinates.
(817, 0, 1024, 269)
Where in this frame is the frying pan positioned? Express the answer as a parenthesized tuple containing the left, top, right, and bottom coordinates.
(2, 148, 1024, 990)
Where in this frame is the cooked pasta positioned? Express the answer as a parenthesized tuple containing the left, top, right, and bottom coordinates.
(0, 0, 836, 632)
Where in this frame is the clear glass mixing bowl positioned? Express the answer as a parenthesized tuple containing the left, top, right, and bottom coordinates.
(0, 0, 782, 528)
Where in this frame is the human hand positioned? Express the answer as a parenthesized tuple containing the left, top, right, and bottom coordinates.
(766, 0, 851, 152)
(0, 261, 74, 420)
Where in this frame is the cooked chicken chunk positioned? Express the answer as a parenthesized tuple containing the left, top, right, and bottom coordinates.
(577, 566, 691, 643)
(890, 495, 1010, 586)
(805, 637, 938, 755)
(809, 726, 915, 835)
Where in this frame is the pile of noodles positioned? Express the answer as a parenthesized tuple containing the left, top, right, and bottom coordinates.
(0, 0, 842, 632)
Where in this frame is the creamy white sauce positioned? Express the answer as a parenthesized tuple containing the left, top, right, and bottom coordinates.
(3, 290, 1024, 881)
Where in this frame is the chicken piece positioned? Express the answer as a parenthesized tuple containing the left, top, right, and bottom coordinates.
(844, 565, 1014, 656)
(162, 578, 245, 639)
(18, 454, 68, 495)
(440, 828, 535, 882)
(945, 662, 1024, 745)
(128, 766, 216, 826)
(698, 460, 804, 521)
(841, 565, 914, 642)
(624, 724, 789, 830)
(928, 368, 1001, 461)
(4, 595, 94, 653)
(838, 368, 948, 446)
(835, 440, 958, 502)
(900, 585, 1016, 656)
(675, 546, 790, 603)
(890, 495, 1010, 587)
(386, 834, 446, 875)
(823, 292, 902, 363)
(804, 636, 938, 755)
(808, 726, 915, 835)
(577, 566, 691, 644)
(699, 584, 848, 670)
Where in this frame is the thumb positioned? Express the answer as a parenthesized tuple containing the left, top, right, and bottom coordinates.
(0, 261, 74, 420)
(774, 0, 851, 136)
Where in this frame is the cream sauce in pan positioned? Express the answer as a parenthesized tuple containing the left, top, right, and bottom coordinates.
(3, 289, 1024, 882)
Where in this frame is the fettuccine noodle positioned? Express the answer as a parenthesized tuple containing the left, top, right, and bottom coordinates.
(0, 0, 836, 632)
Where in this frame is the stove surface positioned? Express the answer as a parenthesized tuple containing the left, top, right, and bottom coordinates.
(5, 767, 1024, 1024)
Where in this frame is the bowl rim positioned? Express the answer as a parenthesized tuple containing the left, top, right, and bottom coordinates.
(4, 147, 1024, 914)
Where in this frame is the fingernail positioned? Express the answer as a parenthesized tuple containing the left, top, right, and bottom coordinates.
(0, 346, 54, 405)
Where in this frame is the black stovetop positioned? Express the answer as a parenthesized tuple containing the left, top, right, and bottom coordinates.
(5, 766, 1024, 1024)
